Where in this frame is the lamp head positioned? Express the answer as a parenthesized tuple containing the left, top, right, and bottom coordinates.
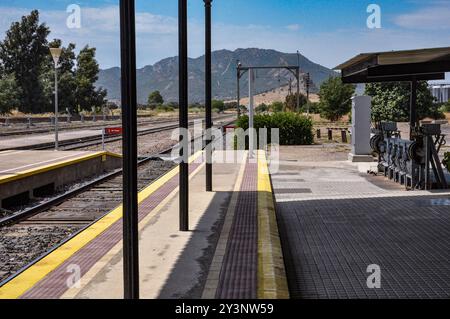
(50, 47, 63, 65)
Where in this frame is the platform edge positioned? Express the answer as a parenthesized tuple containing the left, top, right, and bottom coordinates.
(257, 150, 290, 299)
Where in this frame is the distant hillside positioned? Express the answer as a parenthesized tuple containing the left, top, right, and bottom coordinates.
(96, 48, 338, 104)
(232, 84, 320, 107)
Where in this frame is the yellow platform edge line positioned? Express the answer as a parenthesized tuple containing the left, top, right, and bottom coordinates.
(0, 151, 202, 299)
(257, 150, 290, 299)
(0, 151, 122, 185)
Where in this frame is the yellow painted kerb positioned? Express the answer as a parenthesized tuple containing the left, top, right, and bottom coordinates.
(0, 151, 202, 299)
(257, 150, 290, 299)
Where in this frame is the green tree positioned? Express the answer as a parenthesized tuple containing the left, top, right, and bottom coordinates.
(224, 101, 238, 110)
(285, 92, 307, 112)
(74, 46, 107, 112)
(147, 90, 164, 109)
(0, 74, 21, 114)
(365, 81, 441, 122)
(270, 101, 284, 113)
(301, 101, 320, 114)
(318, 76, 355, 122)
(212, 100, 225, 113)
(255, 103, 269, 114)
(0, 10, 50, 113)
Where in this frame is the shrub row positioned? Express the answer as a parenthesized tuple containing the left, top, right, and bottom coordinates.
(444, 152, 450, 172)
(236, 112, 314, 146)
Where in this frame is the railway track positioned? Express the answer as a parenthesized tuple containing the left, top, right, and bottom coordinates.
(4, 114, 234, 151)
(0, 119, 234, 284)
(0, 114, 214, 137)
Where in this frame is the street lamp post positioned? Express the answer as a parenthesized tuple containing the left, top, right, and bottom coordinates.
(50, 48, 62, 150)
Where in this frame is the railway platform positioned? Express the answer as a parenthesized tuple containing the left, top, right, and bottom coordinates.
(0, 150, 289, 299)
(0, 130, 103, 151)
(273, 145, 450, 299)
(0, 150, 122, 209)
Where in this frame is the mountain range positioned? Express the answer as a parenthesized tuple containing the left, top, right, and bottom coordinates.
(96, 48, 338, 104)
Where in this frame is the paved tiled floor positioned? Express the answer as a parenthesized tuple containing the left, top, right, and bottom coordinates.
(271, 146, 450, 299)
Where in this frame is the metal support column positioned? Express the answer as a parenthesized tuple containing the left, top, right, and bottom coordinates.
(119, 0, 139, 299)
(296, 51, 301, 113)
(237, 62, 241, 118)
(410, 79, 417, 140)
(296, 68, 300, 112)
(179, 0, 189, 231)
(306, 72, 310, 115)
(249, 69, 255, 158)
(204, 0, 213, 192)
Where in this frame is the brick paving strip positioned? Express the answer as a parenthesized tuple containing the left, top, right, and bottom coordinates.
(21, 163, 201, 299)
(215, 160, 258, 299)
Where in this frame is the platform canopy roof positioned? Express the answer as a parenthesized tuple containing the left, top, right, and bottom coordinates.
(334, 47, 450, 84)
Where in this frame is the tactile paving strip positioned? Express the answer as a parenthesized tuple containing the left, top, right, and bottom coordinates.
(215, 161, 258, 299)
(277, 195, 450, 299)
(21, 163, 201, 299)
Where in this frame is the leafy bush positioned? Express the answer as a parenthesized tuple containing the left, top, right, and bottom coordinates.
(438, 101, 450, 113)
(255, 103, 269, 114)
(156, 105, 175, 112)
(444, 153, 450, 172)
(300, 101, 320, 114)
(236, 112, 313, 146)
(270, 101, 284, 113)
(212, 100, 225, 113)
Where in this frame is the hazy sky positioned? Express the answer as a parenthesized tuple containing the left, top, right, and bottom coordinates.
(0, 0, 449, 70)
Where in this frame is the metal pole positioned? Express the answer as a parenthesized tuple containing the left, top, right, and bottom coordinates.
(54, 63, 59, 150)
(237, 63, 241, 118)
(296, 51, 301, 113)
(249, 69, 255, 158)
(306, 72, 310, 115)
(410, 79, 417, 140)
(119, 0, 139, 299)
(204, 0, 213, 192)
(102, 128, 105, 151)
(179, 0, 189, 231)
(296, 68, 300, 113)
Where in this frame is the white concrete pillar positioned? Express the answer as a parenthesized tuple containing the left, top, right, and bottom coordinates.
(349, 95, 373, 162)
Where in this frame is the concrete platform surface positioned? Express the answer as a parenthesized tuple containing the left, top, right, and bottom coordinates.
(0, 151, 111, 181)
(0, 130, 102, 150)
(272, 145, 450, 299)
